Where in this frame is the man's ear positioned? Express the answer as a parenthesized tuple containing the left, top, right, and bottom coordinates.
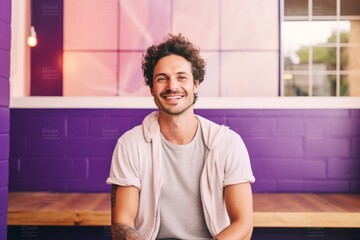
(150, 87, 154, 96)
(194, 80, 200, 94)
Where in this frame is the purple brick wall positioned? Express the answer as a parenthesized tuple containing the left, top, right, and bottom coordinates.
(0, 0, 10, 239)
(9, 108, 360, 193)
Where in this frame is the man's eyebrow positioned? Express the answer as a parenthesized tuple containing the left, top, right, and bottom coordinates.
(154, 73, 167, 78)
(176, 71, 189, 75)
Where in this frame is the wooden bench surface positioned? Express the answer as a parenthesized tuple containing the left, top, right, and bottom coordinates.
(8, 192, 360, 228)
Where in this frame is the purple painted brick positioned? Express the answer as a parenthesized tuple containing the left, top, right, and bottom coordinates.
(67, 117, 89, 137)
(277, 118, 304, 136)
(0, 50, 10, 78)
(0, 108, 9, 133)
(305, 118, 360, 137)
(20, 157, 73, 178)
(89, 158, 111, 179)
(90, 117, 131, 138)
(0, 20, 10, 51)
(277, 181, 304, 192)
(350, 109, 360, 116)
(8, 179, 28, 191)
(0, 0, 11, 23)
(350, 181, 360, 192)
(110, 109, 153, 117)
(305, 138, 350, 157)
(68, 109, 111, 116)
(0, 134, 9, 160)
(228, 117, 276, 137)
(73, 158, 89, 179)
(27, 179, 68, 192)
(328, 158, 360, 179)
(0, 187, 7, 215)
(244, 137, 303, 157)
(263, 109, 303, 117)
(0, 161, 8, 186)
(252, 180, 277, 193)
(11, 116, 65, 137)
(304, 109, 349, 117)
(129, 116, 147, 128)
(10, 136, 27, 157)
(0, 78, 10, 107)
(249, 158, 265, 179)
(262, 159, 326, 180)
(226, 109, 264, 117)
(351, 138, 360, 158)
(0, 215, 6, 240)
(304, 180, 350, 192)
(28, 137, 65, 156)
(67, 179, 111, 192)
(195, 109, 227, 117)
(66, 138, 117, 157)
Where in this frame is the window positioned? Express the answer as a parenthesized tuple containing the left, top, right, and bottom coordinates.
(282, 0, 360, 96)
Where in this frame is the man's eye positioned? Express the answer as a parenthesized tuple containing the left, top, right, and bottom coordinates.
(178, 76, 187, 80)
(156, 77, 166, 82)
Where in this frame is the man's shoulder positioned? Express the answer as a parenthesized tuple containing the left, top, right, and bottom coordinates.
(117, 124, 145, 144)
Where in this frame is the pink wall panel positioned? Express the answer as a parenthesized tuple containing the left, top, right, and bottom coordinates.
(64, 0, 118, 50)
(221, 52, 278, 96)
(118, 52, 150, 96)
(221, 0, 279, 50)
(63, 52, 117, 96)
(172, 0, 219, 50)
(198, 52, 220, 96)
(119, 0, 171, 50)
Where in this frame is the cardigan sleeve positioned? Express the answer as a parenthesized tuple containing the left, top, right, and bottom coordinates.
(222, 130, 255, 187)
(106, 136, 141, 190)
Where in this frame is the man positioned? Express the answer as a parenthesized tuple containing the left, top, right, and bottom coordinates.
(106, 34, 255, 240)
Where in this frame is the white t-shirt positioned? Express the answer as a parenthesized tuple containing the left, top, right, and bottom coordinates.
(157, 124, 212, 239)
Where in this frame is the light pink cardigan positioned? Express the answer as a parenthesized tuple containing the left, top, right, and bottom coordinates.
(107, 112, 255, 239)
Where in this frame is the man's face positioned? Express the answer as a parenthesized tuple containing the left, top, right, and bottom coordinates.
(151, 54, 199, 116)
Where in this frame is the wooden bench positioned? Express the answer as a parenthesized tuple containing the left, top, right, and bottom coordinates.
(8, 192, 360, 228)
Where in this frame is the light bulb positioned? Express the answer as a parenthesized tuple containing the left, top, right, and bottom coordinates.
(27, 26, 37, 47)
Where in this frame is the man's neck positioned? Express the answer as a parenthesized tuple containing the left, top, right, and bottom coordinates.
(158, 110, 198, 145)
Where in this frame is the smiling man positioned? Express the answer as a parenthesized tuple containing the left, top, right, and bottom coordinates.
(107, 34, 255, 240)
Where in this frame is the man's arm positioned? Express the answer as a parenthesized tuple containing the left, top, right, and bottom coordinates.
(111, 184, 144, 240)
(214, 182, 253, 240)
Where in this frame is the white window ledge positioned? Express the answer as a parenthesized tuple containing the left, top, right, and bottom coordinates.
(9, 97, 360, 109)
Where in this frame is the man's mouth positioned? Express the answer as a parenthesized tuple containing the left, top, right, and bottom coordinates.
(162, 95, 184, 100)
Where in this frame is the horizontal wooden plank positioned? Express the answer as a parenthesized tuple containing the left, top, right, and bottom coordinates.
(8, 192, 360, 227)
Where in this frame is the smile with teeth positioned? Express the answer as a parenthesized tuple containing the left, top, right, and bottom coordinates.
(163, 95, 183, 100)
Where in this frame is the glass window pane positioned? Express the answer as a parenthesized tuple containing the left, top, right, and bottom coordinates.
(284, 73, 309, 96)
(313, 47, 336, 71)
(342, 74, 360, 96)
(284, 0, 308, 16)
(284, 47, 309, 71)
(313, 0, 336, 16)
(340, 47, 360, 71)
(341, 0, 360, 16)
(312, 74, 336, 96)
(346, 20, 360, 44)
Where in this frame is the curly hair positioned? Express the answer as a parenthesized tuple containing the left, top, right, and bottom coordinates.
(142, 34, 206, 89)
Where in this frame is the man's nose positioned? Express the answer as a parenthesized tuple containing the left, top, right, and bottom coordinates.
(166, 77, 179, 90)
